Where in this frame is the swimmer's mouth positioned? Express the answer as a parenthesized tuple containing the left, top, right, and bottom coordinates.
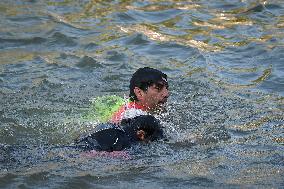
(159, 98, 168, 104)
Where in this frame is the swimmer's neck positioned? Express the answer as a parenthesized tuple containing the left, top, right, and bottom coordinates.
(133, 101, 161, 113)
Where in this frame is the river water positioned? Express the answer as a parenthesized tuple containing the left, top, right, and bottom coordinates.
(0, 0, 283, 188)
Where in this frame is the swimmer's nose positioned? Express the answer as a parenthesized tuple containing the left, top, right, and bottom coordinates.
(162, 87, 170, 98)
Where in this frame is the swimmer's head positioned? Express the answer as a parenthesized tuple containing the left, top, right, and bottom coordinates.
(122, 115, 164, 142)
(129, 67, 169, 111)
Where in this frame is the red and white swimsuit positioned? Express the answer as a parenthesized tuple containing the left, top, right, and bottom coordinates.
(111, 102, 148, 124)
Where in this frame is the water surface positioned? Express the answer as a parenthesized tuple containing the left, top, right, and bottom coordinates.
(0, 0, 283, 188)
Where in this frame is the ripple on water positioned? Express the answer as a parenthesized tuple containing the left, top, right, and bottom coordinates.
(0, 37, 46, 49)
(47, 31, 78, 47)
(76, 56, 103, 69)
(0, 0, 283, 188)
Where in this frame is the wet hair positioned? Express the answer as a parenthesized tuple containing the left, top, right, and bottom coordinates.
(129, 67, 168, 101)
(121, 115, 164, 142)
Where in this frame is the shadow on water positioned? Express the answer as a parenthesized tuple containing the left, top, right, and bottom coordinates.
(0, 0, 284, 188)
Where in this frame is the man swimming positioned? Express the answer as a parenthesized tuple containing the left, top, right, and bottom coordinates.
(76, 67, 169, 152)
(111, 67, 170, 123)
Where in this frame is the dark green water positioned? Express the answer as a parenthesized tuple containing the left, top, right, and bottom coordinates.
(0, 0, 283, 188)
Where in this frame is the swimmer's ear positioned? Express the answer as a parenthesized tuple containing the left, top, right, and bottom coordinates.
(134, 87, 145, 101)
(136, 130, 145, 141)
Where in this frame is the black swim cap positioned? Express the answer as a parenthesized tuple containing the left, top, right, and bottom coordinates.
(129, 67, 168, 101)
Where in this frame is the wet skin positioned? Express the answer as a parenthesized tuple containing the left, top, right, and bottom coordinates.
(135, 81, 169, 111)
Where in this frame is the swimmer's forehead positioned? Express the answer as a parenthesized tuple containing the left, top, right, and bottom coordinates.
(153, 79, 168, 87)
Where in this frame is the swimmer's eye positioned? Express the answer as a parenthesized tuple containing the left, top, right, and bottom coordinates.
(154, 83, 168, 91)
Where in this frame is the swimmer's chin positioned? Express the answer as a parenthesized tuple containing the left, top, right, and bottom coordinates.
(153, 102, 168, 113)
(159, 98, 168, 104)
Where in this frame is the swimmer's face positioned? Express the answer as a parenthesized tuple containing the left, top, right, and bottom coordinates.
(136, 130, 151, 143)
(135, 81, 169, 111)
